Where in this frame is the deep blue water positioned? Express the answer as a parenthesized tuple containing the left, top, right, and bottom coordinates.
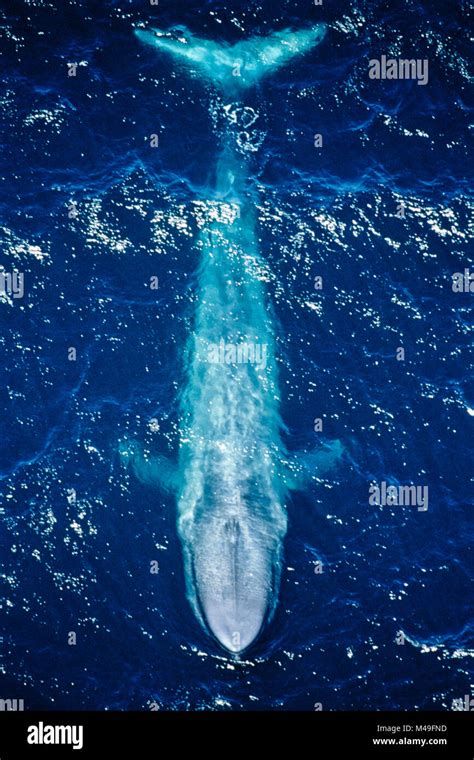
(0, 0, 472, 710)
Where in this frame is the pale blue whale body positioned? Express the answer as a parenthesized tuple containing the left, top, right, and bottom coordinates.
(126, 23, 340, 654)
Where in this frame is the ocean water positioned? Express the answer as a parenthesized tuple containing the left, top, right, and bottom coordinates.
(0, 0, 472, 711)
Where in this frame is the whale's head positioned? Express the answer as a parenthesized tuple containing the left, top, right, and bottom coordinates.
(190, 513, 279, 654)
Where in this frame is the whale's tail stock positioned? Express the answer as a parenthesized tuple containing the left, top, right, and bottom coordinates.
(134, 23, 326, 90)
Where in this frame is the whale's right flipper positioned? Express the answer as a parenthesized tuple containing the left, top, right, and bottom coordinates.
(119, 438, 178, 493)
(135, 24, 326, 90)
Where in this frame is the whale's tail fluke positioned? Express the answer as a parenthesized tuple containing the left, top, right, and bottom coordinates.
(134, 24, 326, 90)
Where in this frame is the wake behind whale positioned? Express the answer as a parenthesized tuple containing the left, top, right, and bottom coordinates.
(122, 23, 341, 654)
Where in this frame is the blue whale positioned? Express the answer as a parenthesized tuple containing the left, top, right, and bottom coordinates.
(123, 23, 341, 655)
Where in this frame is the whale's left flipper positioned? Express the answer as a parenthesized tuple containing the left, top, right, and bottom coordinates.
(135, 24, 326, 90)
(282, 439, 344, 491)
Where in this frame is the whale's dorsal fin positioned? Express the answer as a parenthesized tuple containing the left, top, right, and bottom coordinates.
(135, 24, 326, 90)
